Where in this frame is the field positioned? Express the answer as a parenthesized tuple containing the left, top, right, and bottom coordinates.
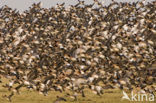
(0, 78, 155, 103)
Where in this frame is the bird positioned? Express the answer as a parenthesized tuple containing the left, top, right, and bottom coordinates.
(0, 0, 156, 102)
(122, 91, 130, 101)
(2, 92, 14, 102)
(53, 96, 67, 103)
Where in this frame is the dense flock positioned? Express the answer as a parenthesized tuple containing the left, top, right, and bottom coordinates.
(0, 0, 156, 102)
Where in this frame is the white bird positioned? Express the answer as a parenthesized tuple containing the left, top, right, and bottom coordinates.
(122, 91, 130, 101)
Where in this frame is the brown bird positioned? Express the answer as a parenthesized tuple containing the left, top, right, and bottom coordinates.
(53, 96, 67, 103)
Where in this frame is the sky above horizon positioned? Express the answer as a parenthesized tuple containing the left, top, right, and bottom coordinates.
(0, 0, 155, 12)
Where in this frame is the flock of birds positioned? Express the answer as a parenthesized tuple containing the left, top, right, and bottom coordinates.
(0, 0, 156, 102)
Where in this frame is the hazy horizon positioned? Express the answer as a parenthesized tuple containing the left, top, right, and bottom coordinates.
(0, 0, 155, 12)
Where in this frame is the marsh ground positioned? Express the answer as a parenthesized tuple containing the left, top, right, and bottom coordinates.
(0, 78, 155, 103)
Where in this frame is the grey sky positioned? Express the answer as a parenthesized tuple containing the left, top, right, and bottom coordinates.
(0, 0, 155, 12)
